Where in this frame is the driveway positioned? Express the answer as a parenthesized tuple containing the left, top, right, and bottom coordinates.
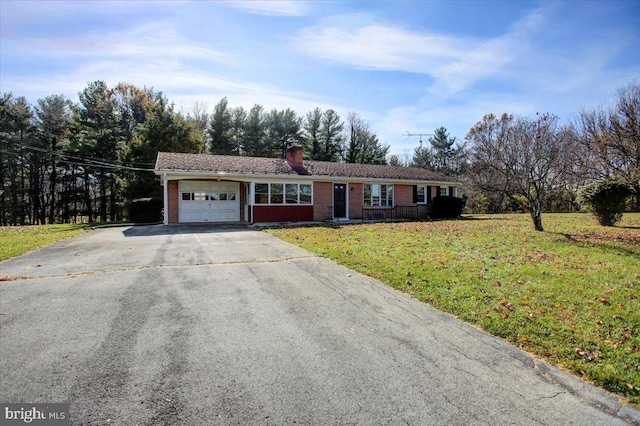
(1, 225, 637, 425)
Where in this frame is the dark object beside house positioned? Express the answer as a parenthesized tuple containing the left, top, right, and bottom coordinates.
(432, 196, 464, 218)
(128, 198, 163, 223)
(369, 212, 388, 221)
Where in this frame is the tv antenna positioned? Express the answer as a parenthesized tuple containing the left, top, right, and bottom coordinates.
(404, 131, 433, 148)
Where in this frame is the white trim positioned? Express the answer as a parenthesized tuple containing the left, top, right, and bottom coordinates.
(250, 181, 313, 206)
(416, 185, 427, 205)
(163, 173, 168, 225)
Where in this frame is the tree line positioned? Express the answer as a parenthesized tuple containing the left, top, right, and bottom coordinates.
(1, 80, 637, 228)
(408, 82, 639, 231)
(0, 81, 389, 225)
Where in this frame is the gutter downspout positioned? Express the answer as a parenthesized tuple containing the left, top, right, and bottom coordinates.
(163, 173, 168, 225)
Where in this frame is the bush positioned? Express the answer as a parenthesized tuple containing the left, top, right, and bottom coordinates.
(127, 198, 163, 223)
(432, 196, 464, 218)
(576, 180, 631, 226)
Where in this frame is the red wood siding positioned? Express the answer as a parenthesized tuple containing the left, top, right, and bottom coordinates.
(253, 205, 314, 223)
(313, 182, 333, 221)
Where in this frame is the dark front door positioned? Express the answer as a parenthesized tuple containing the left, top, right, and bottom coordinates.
(333, 183, 346, 218)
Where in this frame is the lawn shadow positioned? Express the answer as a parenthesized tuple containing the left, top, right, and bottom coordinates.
(552, 231, 639, 258)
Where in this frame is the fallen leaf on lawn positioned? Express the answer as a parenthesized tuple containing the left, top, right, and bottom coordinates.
(575, 348, 595, 361)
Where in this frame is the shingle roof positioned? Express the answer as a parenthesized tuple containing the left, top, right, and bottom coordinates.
(155, 152, 457, 183)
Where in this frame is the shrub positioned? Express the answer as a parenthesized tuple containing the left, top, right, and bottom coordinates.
(576, 180, 631, 226)
(432, 196, 464, 218)
(127, 198, 163, 223)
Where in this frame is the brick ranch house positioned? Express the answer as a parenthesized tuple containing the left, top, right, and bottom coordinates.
(154, 144, 458, 224)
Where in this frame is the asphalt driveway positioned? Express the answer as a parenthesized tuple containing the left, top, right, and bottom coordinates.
(1, 225, 638, 425)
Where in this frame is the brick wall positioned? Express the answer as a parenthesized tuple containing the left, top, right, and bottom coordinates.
(313, 181, 333, 221)
(348, 183, 363, 219)
(394, 184, 415, 206)
(167, 180, 179, 224)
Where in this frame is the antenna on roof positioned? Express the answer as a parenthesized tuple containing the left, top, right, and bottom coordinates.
(404, 131, 433, 149)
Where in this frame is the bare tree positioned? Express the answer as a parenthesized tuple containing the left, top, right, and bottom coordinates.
(467, 113, 572, 231)
(574, 83, 640, 210)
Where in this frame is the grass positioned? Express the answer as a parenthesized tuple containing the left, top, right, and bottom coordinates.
(0, 223, 92, 262)
(268, 213, 640, 405)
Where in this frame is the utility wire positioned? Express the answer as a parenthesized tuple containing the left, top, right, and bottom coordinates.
(4, 142, 155, 172)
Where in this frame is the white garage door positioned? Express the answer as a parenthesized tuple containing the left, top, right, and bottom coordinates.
(179, 181, 240, 223)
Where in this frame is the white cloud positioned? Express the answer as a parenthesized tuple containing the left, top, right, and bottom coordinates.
(295, 7, 550, 97)
(224, 0, 308, 16)
(296, 23, 468, 72)
(16, 21, 227, 64)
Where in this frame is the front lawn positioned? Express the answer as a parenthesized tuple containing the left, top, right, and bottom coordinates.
(268, 213, 640, 405)
(0, 224, 90, 262)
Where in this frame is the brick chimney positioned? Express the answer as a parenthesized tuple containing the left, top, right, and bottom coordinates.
(285, 143, 304, 167)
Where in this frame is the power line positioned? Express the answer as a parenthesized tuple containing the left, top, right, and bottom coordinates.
(5, 142, 155, 172)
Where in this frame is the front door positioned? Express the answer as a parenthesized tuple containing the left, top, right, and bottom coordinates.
(333, 183, 347, 218)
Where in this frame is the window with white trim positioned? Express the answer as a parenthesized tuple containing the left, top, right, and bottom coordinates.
(363, 184, 393, 207)
(416, 186, 426, 204)
(440, 186, 449, 196)
(254, 183, 312, 205)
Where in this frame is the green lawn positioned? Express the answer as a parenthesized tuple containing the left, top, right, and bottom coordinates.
(0, 224, 91, 262)
(268, 213, 640, 405)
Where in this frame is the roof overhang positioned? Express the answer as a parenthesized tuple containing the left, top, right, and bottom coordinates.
(155, 169, 459, 187)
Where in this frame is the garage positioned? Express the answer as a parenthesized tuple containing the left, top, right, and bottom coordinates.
(179, 181, 240, 223)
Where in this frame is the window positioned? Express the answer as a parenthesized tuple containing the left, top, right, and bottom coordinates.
(299, 184, 312, 204)
(270, 184, 284, 204)
(416, 186, 426, 204)
(285, 183, 298, 204)
(255, 183, 269, 204)
(440, 187, 449, 196)
(181, 192, 193, 201)
(363, 184, 393, 207)
(254, 183, 313, 205)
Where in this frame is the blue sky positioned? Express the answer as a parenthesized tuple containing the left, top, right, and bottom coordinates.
(1, 0, 639, 160)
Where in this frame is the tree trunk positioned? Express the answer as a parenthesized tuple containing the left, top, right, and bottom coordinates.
(49, 162, 57, 224)
(84, 169, 94, 223)
(529, 202, 544, 231)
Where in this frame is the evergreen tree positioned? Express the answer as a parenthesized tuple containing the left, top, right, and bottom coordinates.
(34, 94, 72, 223)
(0, 93, 34, 225)
(127, 94, 204, 199)
(319, 109, 344, 162)
(76, 81, 119, 222)
(208, 97, 233, 155)
(303, 108, 322, 160)
(343, 112, 388, 164)
(264, 108, 301, 158)
(229, 106, 246, 155)
(428, 126, 466, 176)
(243, 104, 265, 157)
